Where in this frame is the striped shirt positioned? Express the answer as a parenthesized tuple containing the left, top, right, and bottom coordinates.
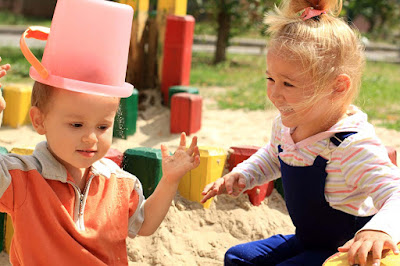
(233, 105, 400, 243)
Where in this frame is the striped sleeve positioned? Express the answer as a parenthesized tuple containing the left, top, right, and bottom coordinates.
(232, 118, 281, 190)
(339, 135, 400, 243)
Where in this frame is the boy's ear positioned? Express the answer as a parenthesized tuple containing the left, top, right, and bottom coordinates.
(29, 106, 46, 135)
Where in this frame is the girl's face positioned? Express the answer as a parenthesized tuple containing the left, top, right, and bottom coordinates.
(266, 51, 335, 141)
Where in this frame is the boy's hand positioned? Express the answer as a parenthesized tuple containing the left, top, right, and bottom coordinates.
(161, 132, 200, 185)
(201, 172, 246, 203)
(0, 57, 11, 85)
(0, 58, 10, 113)
(338, 230, 399, 266)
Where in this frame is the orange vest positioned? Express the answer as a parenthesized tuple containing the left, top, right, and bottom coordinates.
(0, 142, 145, 265)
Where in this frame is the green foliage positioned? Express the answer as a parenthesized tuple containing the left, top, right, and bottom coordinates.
(203, 0, 276, 39)
(0, 47, 42, 85)
(0, 11, 51, 27)
(343, 0, 400, 41)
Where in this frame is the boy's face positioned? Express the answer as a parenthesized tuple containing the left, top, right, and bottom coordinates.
(35, 89, 120, 174)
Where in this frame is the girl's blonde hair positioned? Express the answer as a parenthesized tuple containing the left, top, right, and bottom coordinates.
(265, 0, 364, 114)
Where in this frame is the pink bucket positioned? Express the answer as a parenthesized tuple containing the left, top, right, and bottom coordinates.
(20, 0, 134, 97)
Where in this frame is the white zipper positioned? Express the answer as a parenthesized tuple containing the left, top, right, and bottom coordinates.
(67, 174, 95, 231)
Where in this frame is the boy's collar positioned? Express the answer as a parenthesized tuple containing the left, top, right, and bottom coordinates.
(33, 141, 116, 181)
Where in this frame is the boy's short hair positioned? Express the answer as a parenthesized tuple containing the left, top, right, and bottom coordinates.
(31, 82, 56, 113)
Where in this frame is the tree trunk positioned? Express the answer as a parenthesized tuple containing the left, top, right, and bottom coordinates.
(214, 6, 231, 64)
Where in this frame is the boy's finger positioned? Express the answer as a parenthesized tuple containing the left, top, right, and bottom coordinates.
(160, 144, 169, 158)
(180, 132, 186, 148)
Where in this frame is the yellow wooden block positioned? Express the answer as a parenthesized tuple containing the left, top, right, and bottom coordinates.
(157, 0, 187, 16)
(3, 85, 32, 128)
(178, 146, 227, 208)
(324, 244, 400, 265)
(4, 214, 13, 254)
(10, 147, 34, 155)
(118, 0, 149, 12)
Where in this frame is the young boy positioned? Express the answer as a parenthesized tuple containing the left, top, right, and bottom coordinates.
(0, 1, 200, 265)
(0, 66, 200, 265)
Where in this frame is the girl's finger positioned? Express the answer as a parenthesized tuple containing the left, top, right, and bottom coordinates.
(347, 240, 363, 265)
(357, 241, 373, 265)
(371, 241, 384, 266)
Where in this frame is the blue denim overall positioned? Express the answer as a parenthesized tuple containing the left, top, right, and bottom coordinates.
(225, 132, 373, 265)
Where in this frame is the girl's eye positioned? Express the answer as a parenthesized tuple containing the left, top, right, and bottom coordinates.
(284, 82, 294, 87)
(70, 123, 82, 128)
(266, 77, 274, 82)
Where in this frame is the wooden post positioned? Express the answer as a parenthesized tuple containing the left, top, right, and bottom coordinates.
(119, 0, 149, 89)
(156, 0, 188, 88)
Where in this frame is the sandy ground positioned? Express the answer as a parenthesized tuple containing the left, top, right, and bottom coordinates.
(0, 87, 398, 265)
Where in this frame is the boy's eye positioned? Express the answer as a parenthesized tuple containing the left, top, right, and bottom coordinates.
(70, 123, 83, 128)
(98, 125, 110, 131)
(284, 82, 294, 87)
(266, 77, 274, 82)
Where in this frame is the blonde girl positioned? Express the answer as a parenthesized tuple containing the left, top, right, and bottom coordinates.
(201, 0, 400, 265)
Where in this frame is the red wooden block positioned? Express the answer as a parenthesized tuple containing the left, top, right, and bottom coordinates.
(245, 182, 274, 206)
(161, 15, 195, 104)
(386, 146, 397, 166)
(228, 145, 274, 206)
(170, 93, 202, 135)
(104, 148, 123, 167)
(228, 145, 261, 171)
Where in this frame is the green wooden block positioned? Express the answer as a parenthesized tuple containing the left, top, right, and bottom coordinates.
(123, 147, 163, 198)
(168, 86, 199, 106)
(274, 178, 285, 199)
(113, 88, 138, 139)
(0, 147, 8, 155)
(0, 212, 4, 252)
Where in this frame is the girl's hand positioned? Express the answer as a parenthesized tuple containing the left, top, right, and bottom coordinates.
(338, 230, 399, 266)
(201, 171, 247, 203)
(161, 132, 200, 185)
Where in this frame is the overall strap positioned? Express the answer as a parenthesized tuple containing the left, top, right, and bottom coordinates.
(330, 132, 357, 146)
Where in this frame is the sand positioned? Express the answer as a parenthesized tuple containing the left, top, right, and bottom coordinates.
(0, 87, 398, 265)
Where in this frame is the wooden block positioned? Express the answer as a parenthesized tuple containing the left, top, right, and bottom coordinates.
(4, 214, 12, 254)
(168, 85, 199, 106)
(170, 93, 202, 135)
(113, 89, 138, 139)
(178, 146, 227, 208)
(227, 145, 260, 171)
(104, 148, 123, 168)
(157, 0, 187, 17)
(0, 213, 5, 252)
(123, 147, 163, 198)
(157, 3, 189, 98)
(10, 147, 34, 155)
(3, 85, 32, 128)
(161, 15, 195, 104)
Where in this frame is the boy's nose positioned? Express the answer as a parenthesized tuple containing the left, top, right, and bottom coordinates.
(82, 131, 98, 144)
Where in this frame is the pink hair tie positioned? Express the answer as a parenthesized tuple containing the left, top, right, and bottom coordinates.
(300, 7, 327, 21)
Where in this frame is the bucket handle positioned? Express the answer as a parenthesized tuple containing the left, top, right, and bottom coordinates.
(20, 26, 50, 79)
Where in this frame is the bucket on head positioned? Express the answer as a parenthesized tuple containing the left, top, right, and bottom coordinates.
(20, 0, 134, 98)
